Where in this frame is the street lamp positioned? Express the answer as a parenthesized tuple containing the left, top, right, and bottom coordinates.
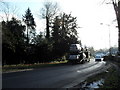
(107, 24, 111, 55)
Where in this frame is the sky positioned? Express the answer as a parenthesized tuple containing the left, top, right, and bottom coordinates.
(0, 0, 118, 50)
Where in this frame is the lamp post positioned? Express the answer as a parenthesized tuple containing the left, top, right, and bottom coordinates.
(107, 24, 111, 55)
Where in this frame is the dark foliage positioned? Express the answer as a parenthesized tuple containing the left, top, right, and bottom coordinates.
(2, 18, 26, 65)
(51, 13, 79, 59)
(2, 11, 80, 65)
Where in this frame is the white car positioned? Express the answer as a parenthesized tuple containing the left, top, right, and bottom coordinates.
(70, 44, 81, 52)
(95, 55, 103, 61)
(69, 55, 80, 60)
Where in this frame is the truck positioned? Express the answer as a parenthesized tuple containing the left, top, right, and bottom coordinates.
(68, 44, 90, 64)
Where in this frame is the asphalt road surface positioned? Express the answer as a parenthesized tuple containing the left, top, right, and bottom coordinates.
(2, 59, 108, 88)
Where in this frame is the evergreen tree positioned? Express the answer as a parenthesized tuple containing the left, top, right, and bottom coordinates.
(2, 17, 26, 65)
(52, 13, 79, 58)
(23, 8, 36, 44)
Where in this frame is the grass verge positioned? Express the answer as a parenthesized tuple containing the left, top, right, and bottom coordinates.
(76, 63, 120, 89)
(2, 60, 68, 73)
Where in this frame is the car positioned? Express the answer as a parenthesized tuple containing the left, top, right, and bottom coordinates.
(70, 44, 81, 53)
(95, 55, 103, 61)
(69, 54, 80, 60)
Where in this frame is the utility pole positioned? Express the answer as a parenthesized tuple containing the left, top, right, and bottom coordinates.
(108, 24, 111, 55)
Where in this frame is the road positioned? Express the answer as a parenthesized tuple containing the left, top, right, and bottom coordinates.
(2, 59, 108, 88)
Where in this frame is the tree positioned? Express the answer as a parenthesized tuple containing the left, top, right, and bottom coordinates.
(110, 0, 120, 54)
(30, 33, 54, 63)
(87, 47, 95, 56)
(33, 33, 43, 45)
(2, 17, 26, 65)
(0, 1, 19, 21)
(23, 8, 36, 44)
(40, 1, 59, 39)
(52, 13, 79, 58)
(52, 13, 79, 43)
(2, 17, 25, 51)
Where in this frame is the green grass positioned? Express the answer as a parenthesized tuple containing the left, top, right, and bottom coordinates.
(83, 56, 120, 89)
(84, 71, 106, 84)
(2, 60, 68, 72)
(84, 65, 120, 89)
(101, 67, 120, 88)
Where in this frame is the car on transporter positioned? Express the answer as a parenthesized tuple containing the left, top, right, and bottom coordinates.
(69, 44, 81, 53)
(68, 44, 90, 64)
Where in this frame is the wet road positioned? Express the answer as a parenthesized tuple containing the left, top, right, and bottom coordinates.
(2, 59, 107, 88)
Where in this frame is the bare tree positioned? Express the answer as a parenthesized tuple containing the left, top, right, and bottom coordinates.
(0, 1, 19, 21)
(101, 0, 120, 54)
(111, 0, 120, 54)
(40, 1, 59, 39)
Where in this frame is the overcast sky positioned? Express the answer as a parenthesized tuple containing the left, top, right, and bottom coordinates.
(0, 0, 118, 50)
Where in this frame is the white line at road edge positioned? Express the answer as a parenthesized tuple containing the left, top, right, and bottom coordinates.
(63, 61, 107, 88)
(77, 61, 106, 73)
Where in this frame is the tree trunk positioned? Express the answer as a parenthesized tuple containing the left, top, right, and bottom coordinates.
(27, 26, 29, 44)
(46, 16, 50, 39)
(113, 1, 120, 54)
(118, 1, 120, 54)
